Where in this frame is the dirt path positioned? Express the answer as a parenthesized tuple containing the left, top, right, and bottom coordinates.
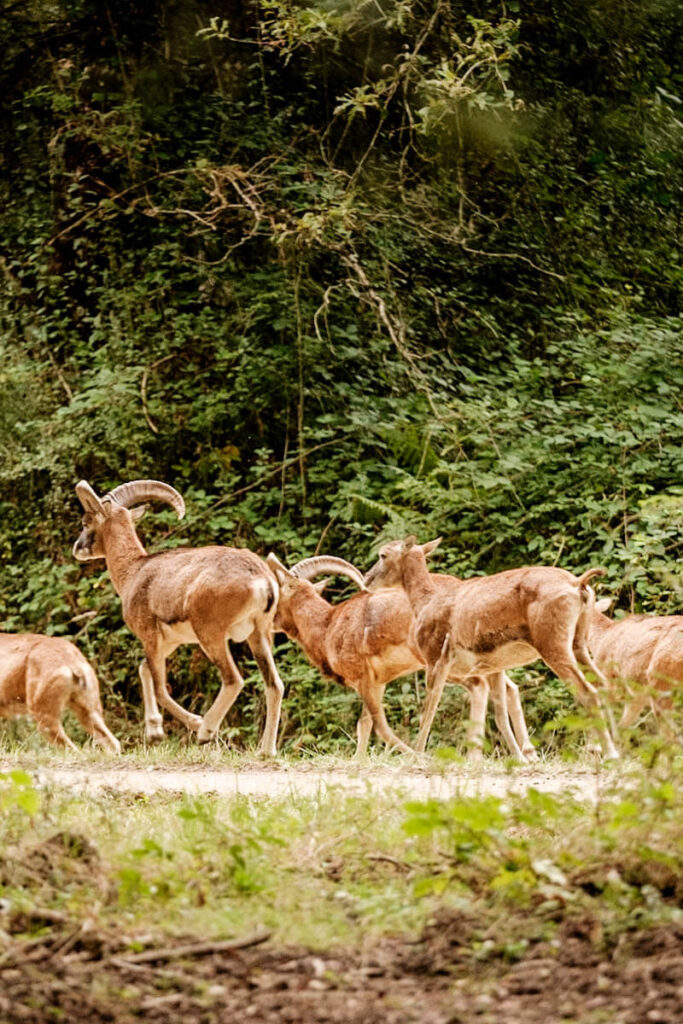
(20, 762, 609, 802)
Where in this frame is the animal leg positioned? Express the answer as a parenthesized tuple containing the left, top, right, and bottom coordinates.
(246, 630, 285, 757)
(502, 675, 537, 761)
(539, 642, 619, 759)
(33, 713, 78, 750)
(70, 700, 121, 754)
(573, 639, 619, 740)
(354, 702, 373, 758)
(489, 671, 528, 761)
(143, 648, 203, 737)
(414, 644, 451, 753)
(358, 681, 413, 754)
(619, 691, 649, 730)
(194, 635, 245, 744)
(26, 669, 77, 750)
(648, 696, 680, 742)
(463, 676, 489, 761)
(622, 681, 679, 742)
(138, 660, 165, 741)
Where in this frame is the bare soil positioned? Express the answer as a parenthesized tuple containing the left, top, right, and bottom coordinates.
(1, 908, 681, 1023)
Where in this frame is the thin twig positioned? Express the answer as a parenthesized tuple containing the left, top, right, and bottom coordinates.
(140, 354, 176, 435)
(366, 853, 412, 873)
(110, 928, 271, 965)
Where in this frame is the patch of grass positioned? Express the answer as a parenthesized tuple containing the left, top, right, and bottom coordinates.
(1, 747, 681, 961)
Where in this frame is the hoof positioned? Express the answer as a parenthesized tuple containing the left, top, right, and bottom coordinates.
(256, 747, 277, 759)
(144, 723, 165, 744)
(523, 747, 539, 763)
(186, 714, 203, 733)
(196, 724, 217, 744)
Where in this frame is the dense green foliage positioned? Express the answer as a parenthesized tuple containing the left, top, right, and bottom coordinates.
(0, 0, 681, 749)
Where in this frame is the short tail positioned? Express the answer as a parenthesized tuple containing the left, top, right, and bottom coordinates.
(437, 631, 452, 667)
(575, 567, 606, 593)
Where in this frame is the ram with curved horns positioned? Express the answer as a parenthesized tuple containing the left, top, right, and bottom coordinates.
(72, 479, 285, 753)
(268, 552, 537, 761)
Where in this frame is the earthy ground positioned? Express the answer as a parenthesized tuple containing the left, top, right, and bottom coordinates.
(2, 760, 681, 1023)
(1, 905, 681, 1023)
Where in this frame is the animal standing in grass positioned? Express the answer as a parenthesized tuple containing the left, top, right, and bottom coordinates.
(72, 479, 285, 753)
(0, 633, 120, 752)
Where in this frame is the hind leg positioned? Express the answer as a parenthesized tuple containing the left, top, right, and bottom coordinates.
(573, 639, 619, 740)
(70, 701, 121, 754)
(462, 676, 489, 761)
(488, 673, 527, 763)
(539, 643, 619, 759)
(33, 716, 78, 750)
(358, 681, 413, 754)
(194, 635, 246, 744)
(246, 630, 285, 757)
(503, 675, 537, 761)
(354, 702, 373, 758)
(38, 721, 77, 750)
(27, 670, 77, 750)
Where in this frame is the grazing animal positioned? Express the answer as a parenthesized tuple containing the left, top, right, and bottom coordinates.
(269, 553, 536, 761)
(0, 633, 120, 752)
(72, 479, 284, 753)
(363, 537, 619, 759)
(588, 598, 682, 738)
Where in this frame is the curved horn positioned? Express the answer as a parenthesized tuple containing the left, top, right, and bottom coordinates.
(105, 480, 186, 520)
(75, 480, 105, 515)
(290, 556, 366, 590)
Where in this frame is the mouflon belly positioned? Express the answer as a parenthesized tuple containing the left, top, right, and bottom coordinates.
(449, 639, 539, 677)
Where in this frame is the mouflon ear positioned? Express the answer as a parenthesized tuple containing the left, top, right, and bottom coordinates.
(130, 504, 148, 522)
(421, 537, 442, 558)
(595, 597, 613, 614)
(266, 552, 293, 584)
(75, 480, 106, 516)
(404, 535, 417, 550)
(312, 579, 329, 594)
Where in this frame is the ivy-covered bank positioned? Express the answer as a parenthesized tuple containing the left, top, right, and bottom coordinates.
(0, 1, 681, 749)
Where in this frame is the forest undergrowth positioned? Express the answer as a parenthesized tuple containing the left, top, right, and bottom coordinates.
(1, 743, 682, 1021)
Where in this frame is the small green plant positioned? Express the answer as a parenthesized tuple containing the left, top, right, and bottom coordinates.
(0, 769, 40, 817)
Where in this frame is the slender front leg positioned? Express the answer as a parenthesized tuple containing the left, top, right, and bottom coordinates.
(464, 676, 490, 761)
(143, 648, 203, 736)
(138, 659, 164, 741)
(414, 645, 451, 753)
(247, 630, 285, 757)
